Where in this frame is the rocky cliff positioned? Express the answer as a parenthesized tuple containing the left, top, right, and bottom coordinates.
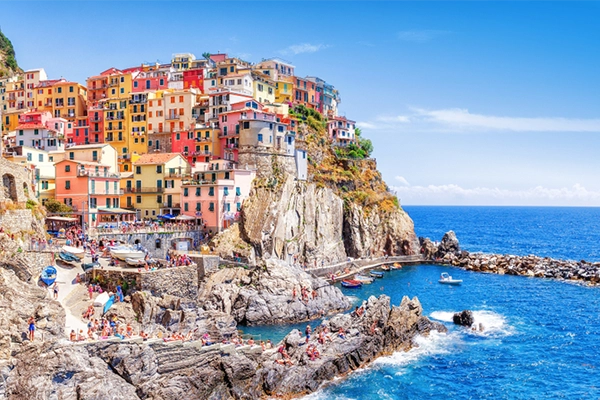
(216, 112, 418, 266)
(4, 295, 446, 399)
(199, 258, 350, 325)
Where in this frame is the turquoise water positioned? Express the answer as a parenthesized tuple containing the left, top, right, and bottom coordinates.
(245, 206, 600, 398)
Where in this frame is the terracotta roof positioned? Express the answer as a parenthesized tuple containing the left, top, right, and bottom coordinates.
(133, 153, 181, 165)
(15, 123, 47, 130)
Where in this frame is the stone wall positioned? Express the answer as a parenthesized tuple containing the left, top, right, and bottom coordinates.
(96, 231, 203, 258)
(0, 209, 44, 236)
(189, 254, 220, 279)
(87, 264, 200, 298)
(237, 150, 297, 179)
(0, 157, 36, 204)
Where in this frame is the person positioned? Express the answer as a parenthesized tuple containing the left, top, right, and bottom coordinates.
(70, 329, 76, 341)
(52, 282, 59, 300)
(305, 325, 311, 344)
(88, 284, 94, 300)
(338, 327, 346, 339)
(116, 285, 124, 303)
(247, 337, 255, 346)
(27, 316, 36, 341)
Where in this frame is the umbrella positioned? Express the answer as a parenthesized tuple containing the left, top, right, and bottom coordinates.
(174, 214, 195, 221)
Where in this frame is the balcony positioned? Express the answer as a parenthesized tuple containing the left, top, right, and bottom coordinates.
(77, 170, 120, 178)
(124, 187, 165, 193)
(165, 114, 180, 120)
(162, 202, 181, 208)
(89, 116, 102, 122)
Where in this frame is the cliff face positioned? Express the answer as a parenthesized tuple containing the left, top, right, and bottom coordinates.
(223, 118, 418, 265)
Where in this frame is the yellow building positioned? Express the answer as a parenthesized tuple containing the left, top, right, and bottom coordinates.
(122, 153, 190, 219)
(50, 81, 87, 123)
(252, 72, 276, 105)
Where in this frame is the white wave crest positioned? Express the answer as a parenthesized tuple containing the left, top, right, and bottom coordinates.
(430, 310, 514, 337)
(375, 330, 454, 368)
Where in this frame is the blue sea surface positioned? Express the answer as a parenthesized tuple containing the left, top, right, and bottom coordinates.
(404, 206, 600, 262)
(245, 207, 600, 399)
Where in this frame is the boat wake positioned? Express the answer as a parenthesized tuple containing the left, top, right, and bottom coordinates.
(430, 310, 514, 337)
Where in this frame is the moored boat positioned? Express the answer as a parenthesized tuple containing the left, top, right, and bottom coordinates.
(354, 274, 374, 284)
(381, 265, 391, 271)
(58, 251, 80, 264)
(439, 272, 463, 285)
(62, 245, 85, 259)
(370, 270, 384, 278)
(391, 263, 402, 270)
(110, 248, 145, 261)
(40, 265, 57, 286)
(125, 257, 146, 267)
(341, 279, 363, 288)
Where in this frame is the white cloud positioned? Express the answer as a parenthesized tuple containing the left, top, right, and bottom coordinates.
(413, 108, 600, 132)
(392, 183, 600, 206)
(358, 108, 600, 133)
(394, 176, 410, 186)
(397, 30, 450, 42)
(280, 43, 329, 55)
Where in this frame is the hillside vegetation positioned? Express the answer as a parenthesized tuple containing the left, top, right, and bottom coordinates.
(0, 30, 20, 77)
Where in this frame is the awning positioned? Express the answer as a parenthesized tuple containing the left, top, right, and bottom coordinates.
(97, 207, 137, 214)
(158, 214, 174, 219)
(174, 214, 196, 221)
(46, 216, 78, 222)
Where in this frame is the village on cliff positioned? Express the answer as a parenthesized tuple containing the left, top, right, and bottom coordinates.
(0, 53, 361, 232)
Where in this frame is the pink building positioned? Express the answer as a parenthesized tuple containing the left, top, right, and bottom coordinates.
(327, 116, 356, 147)
(180, 159, 255, 232)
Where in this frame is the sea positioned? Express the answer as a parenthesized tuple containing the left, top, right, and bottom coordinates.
(243, 206, 600, 399)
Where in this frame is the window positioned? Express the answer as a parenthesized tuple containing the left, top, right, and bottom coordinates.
(179, 96, 184, 103)
(155, 239, 161, 249)
(224, 187, 229, 196)
(18, 130, 23, 136)
(133, 81, 138, 88)
(65, 180, 71, 189)
(92, 150, 98, 161)
(65, 165, 71, 172)
(196, 202, 201, 211)
(136, 195, 141, 203)
(105, 198, 110, 208)
(243, 121, 250, 129)
(237, 202, 241, 211)
(26, 153, 32, 161)
(156, 165, 162, 173)
(226, 203, 231, 212)
(69, 152, 74, 160)
(184, 203, 189, 211)
(258, 134, 263, 142)
(90, 198, 97, 208)
(224, 172, 230, 179)
(184, 187, 189, 197)
(195, 187, 201, 196)
(136, 166, 141, 174)
(209, 202, 215, 211)
(157, 195, 162, 204)
(236, 187, 241, 196)
(209, 187, 214, 196)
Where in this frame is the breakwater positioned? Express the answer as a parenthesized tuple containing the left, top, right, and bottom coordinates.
(422, 231, 600, 285)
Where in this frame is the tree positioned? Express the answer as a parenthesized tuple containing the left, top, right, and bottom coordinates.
(202, 52, 211, 60)
(358, 137, 374, 157)
(43, 199, 72, 214)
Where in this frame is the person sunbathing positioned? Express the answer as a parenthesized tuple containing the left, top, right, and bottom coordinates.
(338, 327, 346, 339)
(247, 337, 255, 346)
(70, 330, 76, 341)
(125, 323, 134, 338)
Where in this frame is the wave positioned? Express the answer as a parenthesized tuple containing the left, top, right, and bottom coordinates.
(430, 310, 514, 337)
(374, 330, 455, 368)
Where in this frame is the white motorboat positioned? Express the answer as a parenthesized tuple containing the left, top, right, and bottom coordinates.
(125, 258, 146, 267)
(354, 274, 374, 284)
(62, 245, 85, 259)
(439, 272, 463, 285)
(110, 248, 145, 261)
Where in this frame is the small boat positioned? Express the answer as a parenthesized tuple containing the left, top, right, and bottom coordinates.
(110, 248, 145, 261)
(58, 251, 81, 264)
(439, 272, 463, 285)
(62, 245, 85, 259)
(81, 261, 99, 271)
(103, 295, 115, 314)
(40, 265, 57, 286)
(125, 258, 146, 267)
(391, 263, 402, 270)
(341, 279, 363, 288)
(354, 274, 374, 284)
(381, 265, 391, 271)
(370, 270, 384, 278)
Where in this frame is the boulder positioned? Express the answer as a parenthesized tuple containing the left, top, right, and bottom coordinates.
(453, 310, 474, 327)
(436, 231, 460, 258)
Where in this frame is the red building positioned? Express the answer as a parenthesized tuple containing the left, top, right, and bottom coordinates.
(183, 69, 204, 91)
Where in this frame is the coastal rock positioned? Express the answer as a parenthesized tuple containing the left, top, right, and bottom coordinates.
(200, 258, 351, 325)
(453, 310, 474, 327)
(437, 231, 460, 257)
(419, 237, 438, 259)
(4, 295, 446, 399)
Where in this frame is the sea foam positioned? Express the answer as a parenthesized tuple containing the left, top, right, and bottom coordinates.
(430, 310, 514, 337)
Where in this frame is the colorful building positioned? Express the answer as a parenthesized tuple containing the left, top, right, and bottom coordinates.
(180, 159, 256, 231)
(122, 153, 190, 219)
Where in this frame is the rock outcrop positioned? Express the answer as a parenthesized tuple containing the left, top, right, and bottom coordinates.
(199, 258, 351, 325)
(4, 295, 446, 399)
(453, 310, 474, 327)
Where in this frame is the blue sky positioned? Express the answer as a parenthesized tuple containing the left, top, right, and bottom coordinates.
(2, 1, 600, 205)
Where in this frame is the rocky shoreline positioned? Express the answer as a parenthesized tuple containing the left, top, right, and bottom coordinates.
(4, 295, 445, 399)
(421, 231, 600, 285)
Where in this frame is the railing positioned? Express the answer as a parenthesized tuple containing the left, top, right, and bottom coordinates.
(77, 170, 120, 178)
(123, 187, 164, 193)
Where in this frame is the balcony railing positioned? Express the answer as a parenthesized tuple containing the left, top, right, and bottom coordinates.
(77, 170, 120, 178)
(124, 187, 164, 193)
